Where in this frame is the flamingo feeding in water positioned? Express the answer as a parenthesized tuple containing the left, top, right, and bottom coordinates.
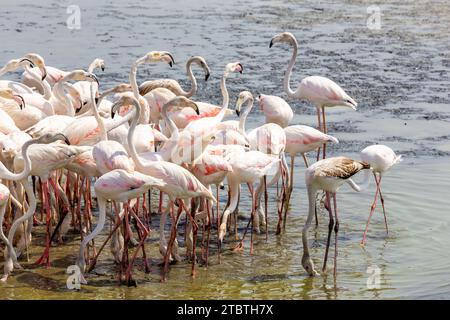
(269, 32, 357, 159)
(359, 144, 402, 246)
(302, 156, 371, 277)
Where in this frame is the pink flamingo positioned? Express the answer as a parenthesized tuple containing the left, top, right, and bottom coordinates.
(302, 157, 370, 277)
(112, 94, 215, 279)
(1, 133, 72, 278)
(76, 169, 165, 285)
(269, 32, 357, 159)
(360, 144, 402, 246)
(257, 94, 293, 128)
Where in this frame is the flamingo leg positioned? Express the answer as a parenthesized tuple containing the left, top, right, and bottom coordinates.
(34, 180, 51, 267)
(302, 153, 309, 168)
(161, 201, 183, 281)
(361, 172, 381, 246)
(316, 106, 322, 161)
(322, 107, 327, 159)
(377, 176, 389, 234)
(322, 192, 334, 272)
(332, 192, 339, 278)
(264, 176, 268, 242)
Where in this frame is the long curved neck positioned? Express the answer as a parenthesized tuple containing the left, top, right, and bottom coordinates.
(0, 139, 35, 181)
(53, 81, 74, 116)
(130, 61, 141, 100)
(238, 97, 253, 135)
(302, 185, 317, 259)
(182, 58, 197, 98)
(92, 87, 107, 141)
(161, 103, 179, 138)
(24, 65, 52, 99)
(346, 169, 371, 192)
(217, 72, 229, 119)
(284, 40, 298, 98)
(126, 100, 145, 169)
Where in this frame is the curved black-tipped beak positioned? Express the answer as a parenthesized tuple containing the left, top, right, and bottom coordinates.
(57, 133, 71, 145)
(90, 73, 99, 85)
(269, 39, 274, 48)
(101, 66, 105, 72)
(41, 69, 47, 81)
(193, 104, 200, 115)
(236, 109, 240, 117)
(165, 53, 175, 68)
(238, 63, 243, 74)
(14, 94, 26, 110)
(205, 73, 210, 82)
(19, 58, 35, 67)
(75, 106, 82, 114)
(111, 110, 116, 119)
(95, 97, 99, 104)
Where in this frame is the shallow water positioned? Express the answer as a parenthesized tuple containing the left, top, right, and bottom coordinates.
(1, 0, 450, 299)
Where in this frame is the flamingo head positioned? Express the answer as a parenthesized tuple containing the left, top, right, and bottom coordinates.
(37, 132, 71, 145)
(302, 253, 320, 277)
(224, 62, 243, 77)
(0, 58, 34, 74)
(142, 51, 175, 67)
(0, 88, 25, 109)
(269, 32, 297, 48)
(23, 53, 47, 80)
(235, 90, 253, 116)
(166, 96, 200, 115)
(91, 58, 105, 72)
(191, 56, 211, 81)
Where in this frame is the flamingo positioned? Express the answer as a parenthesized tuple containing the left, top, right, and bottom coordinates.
(269, 32, 357, 159)
(76, 169, 165, 285)
(112, 94, 215, 279)
(139, 56, 210, 97)
(0, 54, 47, 93)
(283, 125, 339, 212)
(219, 148, 280, 254)
(131, 51, 175, 125)
(1, 133, 72, 279)
(302, 156, 370, 277)
(12, 134, 87, 267)
(360, 144, 402, 246)
(257, 94, 293, 128)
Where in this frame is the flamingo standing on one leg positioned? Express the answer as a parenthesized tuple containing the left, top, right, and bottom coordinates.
(302, 157, 370, 277)
(360, 144, 402, 246)
(269, 32, 357, 159)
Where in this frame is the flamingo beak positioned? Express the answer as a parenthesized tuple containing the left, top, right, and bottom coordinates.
(235, 109, 240, 117)
(13, 94, 25, 109)
(205, 72, 210, 82)
(269, 39, 274, 48)
(40, 67, 47, 81)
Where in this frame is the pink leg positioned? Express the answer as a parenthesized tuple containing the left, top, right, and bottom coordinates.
(34, 180, 51, 267)
(316, 107, 322, 161)
(361, 173, 380, 246)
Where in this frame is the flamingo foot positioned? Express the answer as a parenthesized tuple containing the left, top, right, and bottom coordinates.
(34, 247, 51, 268)
(232, 242, 244, 252)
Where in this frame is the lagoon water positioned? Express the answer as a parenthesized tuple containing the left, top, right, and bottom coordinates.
(1, 0, 450, 299)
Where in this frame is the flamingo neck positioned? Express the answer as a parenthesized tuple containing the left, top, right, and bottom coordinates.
(302, 185, 317, 259)
(217, 72, 229, 120)
(130, 60, 141, 100)
(283, 39, 298, 98)
(0, 138, 34, 181)
(126, 99, 146, 169)
(238, 97, 253, 137)
(91, 85, 107, 141)
(161, 103, 179, 139)
(346, 169, 371, 192)
(24, 65, 52, 99)
(53, 80, 74, 116)
(182, 58, 197, 98)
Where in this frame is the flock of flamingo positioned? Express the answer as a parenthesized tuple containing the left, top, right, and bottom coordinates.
(0, 32, 402, 286)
